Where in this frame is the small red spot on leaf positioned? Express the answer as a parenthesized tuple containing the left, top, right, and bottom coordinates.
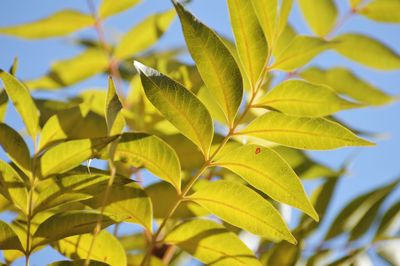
(255, 147, 261, 154)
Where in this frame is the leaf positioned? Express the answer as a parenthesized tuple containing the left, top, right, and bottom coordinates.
(0, 90, 7, 121)
(0, 160, 28, 213)
(114, 132, 181, 191)
(250, 0, 277, 47)
(359, 0, 400, 23)
(48, 260, 110, 266)
(298, 0, 338, 36)
(238, 111, 373, 150)
(255, 80, 360, 117)
(214, 144, 318, 221)
(0, 10, 94, 39)
(105, 77, 124, 135)
(33, 210, 115, 247)
(0, 70, 39, 139)
(134, 61, 213, 157)
(173, 1, 243, 126)
(54, 231, 127, 266)
(39, 104, 108, 151)
(99, 0, 141, 19)
(272, 36, 330, 71)
(0, 123, 31, 174)
(376, 240, 400, 266)
(350, 0, 364, 8)
(227, 0, 268, 89)
(186, 180, 296, 243)
(127, 254, 163, 266)
(0, 219, 24, 251)
(300, 67, 393, 105)
(114, 10, 175, 60)
(38, 137, 117, 178)
(273, 24, 297, 57)
(165, 219, 261, 266)
(333, 33, 400, 70)
(83, 179, 153, 232)
(26, 48, 109, 90)
(375, 201, 400, 240)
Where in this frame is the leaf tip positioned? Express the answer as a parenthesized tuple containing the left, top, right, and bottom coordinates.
(133, 60, 145, 74)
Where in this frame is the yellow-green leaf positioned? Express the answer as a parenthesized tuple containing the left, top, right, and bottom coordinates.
(186, 180, 296, 243)
(228, 0, 268, 89)
(333, 33, 400, 70)
(0, 160, 27, 213)
(134, 61, 213, 157)
(26, 48, 109, 90)
(350, 0, 364, 8)
(0, 10, 94, 39)
(237, 111, 374, 150)
(0, 123, 31, 174)
(165, 219, 261, 266)
(298, 0, 338, 37)
(273, 23, 297, 57)
(55, 231, 127, 266)
(359, 0, 400, 23)
(277, 0, 294, 37)
(255, 80, 361, 117)
(173, 1, 243, 126)
(127, 254, 163, 266)
(33, 210, 114, 247)
(0, 70, 39, 139)
(300, 67, 393, 105)
(0, 90, 7, 121)
(272, 36, 330, 71)
(38, 137, 116, 178)
(114, 10, 175, 60)
(114, 132, 181, 192)
(250, 0, 278, 48)
(49, 260, 110, 266)
(374, 201, 400, 240)
(99, 0, 141, 19)
(105, 77, 124, 135)
(214, 144, 318, 221)
(0, 220, 24, 251)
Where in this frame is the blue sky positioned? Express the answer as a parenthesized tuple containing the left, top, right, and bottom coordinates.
(1, 0, 399, 265)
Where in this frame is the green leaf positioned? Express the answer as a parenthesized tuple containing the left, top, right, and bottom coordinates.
(0, 90, 7, 121)
(39, 104, 108, 151)
(359, 0, 400, 23)
(300, 67, 393, 105)
(272, 36, 330, 71)
(105, 77, 124, 135)
(38, 137, 117, 178)
(99, 0, 141, 19)
(277, 0, 294, 38)
(0, 10, 94, 39)
(134, 61, 213, 157)
(273, 24, 297, 57)
(33, 210, 114, 247)
(0, 160, 28, 213)
(186, 180, 296, 243)
(0, 70, 39, 139)
(114, 132, 181, 192)
(375, 201, 400, 240)
(350, 0, 364, 8)
(255, 80, 360, 117)
(333, 33, 400, 70)
(114, 10, 175, 60)
(0, 123, 31, 174)
(0, 219, 24, 251)
(54, 231, 127, 266)
(49, 260, 110, 266)
(237, 111, 374, 150)
(227, 0, 268, 89)
(250, 0, 277, 48)
(298, 0, 338, 37)
(165, 219, 261, 266)
(83, 179, 153, 232)
(26, 48, 109, 90)
(173, 1, 243, 126)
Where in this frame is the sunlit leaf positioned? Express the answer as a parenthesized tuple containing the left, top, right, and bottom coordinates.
(0, 70, 39, 138)
(272, 36, 330, 71)
(99, 0, 141, 19)
(333, 33, 400, 70)
(0, 10, 94, 39)
(278, 0, 294, 37)
(165, 219, 261, 266)
(255, 80, 360, 117)
(227, 0, 268, 89)
(134, 61, 213, 157)
(114, 132, 181, 191)
(187, 180, 296, 243)
(300, 67, 393, 105)
(49, 260, 110, 266)
(0, 90, 7, 121)
(250, 0, 277, 48)
(298, 0, 338, 36)
(114, 10, 175, 60)
(376, 240, 400, 266)
(273, 24, 297, 56)
(173, 1, 243, 126)
(0, 219, 24, 251)
(105, 77, 124, 135)
(359, 0, 400, 23)
(237, 111, 373, 150)
(375, 201, 400, 240)
(127, 254, 163, 266)
(214, 144, 318, 221)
